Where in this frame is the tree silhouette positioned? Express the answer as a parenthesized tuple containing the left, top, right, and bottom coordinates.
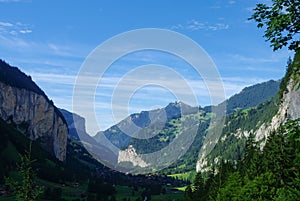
(249, 0, 300, 51)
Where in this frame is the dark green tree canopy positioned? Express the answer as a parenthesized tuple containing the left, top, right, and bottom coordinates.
(249, 0, 300, 51)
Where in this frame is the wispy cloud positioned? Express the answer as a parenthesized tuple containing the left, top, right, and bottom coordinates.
(171, 19, 229, 31)
(0, 0, 31, 2)
(30, 73, 76, 85)
(0, 20, 87, 59)
(19, 29, 32, 34)
(0, 34, 32, 48)
(0, 22, 13, 26)
(0, 21, 32, 35)
(246, 6, 255, 12)
(28, 68, 272, 133)
(0, 34, 88, 61)
(30, 70, 268, 104)
(228, 52, 291, 64)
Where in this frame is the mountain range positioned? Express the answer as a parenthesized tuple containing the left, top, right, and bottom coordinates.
(90, 79, 280, 173)
(0, 51, 299, 200)
(0, 58, 280, 172)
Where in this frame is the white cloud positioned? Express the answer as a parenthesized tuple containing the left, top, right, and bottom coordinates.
(0, 31, 88, 61)
(19, 29, 32, 34)
(30, 70, 267, 105)
(0, 20, 32, 36)
(0, 34, 32, 48)
(228, 53, 291, 64)
(0, 0, 31, 2)
(0, 21, 13, 26)
(30, 73, 76, 85)
(28, 70, 272, 132)
(171, 19, 229, 31)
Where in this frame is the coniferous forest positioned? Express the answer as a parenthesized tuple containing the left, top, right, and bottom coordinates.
(185, 47, 300, 201)
(185, 117, 300, 201)
(1, 0, 300, 201)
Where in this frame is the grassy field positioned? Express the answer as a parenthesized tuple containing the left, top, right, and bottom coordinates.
(0, 184, 185, 201)
(168, 171, 196, 182)
(115, 185, 184, 201)
(0, 179, 88, 201)
(151, 193, 184, 201)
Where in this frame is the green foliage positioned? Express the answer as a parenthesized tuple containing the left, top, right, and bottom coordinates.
(168, 172, 196, 182)
(43, 187, 62, 200)
(186, 118, 300, 201)
(184, 185, 193, 201)
(87, 178, 116, 201)
(249, 0, 300, 51)
(5, 142, 43, 201)
(204, 95, 280, 170)
(225, 80, 280, 114)
(216, 172, 243, 201)
(279, 50, 300, 98)
(241, 172, 277, 200)
(0, 60, 44, 96)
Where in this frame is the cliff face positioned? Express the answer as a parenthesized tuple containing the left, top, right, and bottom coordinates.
(196, 52, 300, 173)
(118, 145, 149, 168)
(255, 76, 300, 146)
(0, 82, 67, 161)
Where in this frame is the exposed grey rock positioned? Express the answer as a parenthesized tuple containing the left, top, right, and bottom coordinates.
(0, 82, 67, 161)
(118, 145, 149, 168)
(197, 72, 300, 172)
(255, 75, 300, 148)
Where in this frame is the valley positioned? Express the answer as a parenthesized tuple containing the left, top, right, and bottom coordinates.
(0, 55, 296, 200)
(0, 0, 299, 200)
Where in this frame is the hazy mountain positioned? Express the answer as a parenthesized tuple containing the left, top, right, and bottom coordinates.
(203, 79, 280, 114)
(94, 101, 199, 149)
(225, 79, 280, 114)
(92, 79, 280, 173)
(59, 108, 118, 165)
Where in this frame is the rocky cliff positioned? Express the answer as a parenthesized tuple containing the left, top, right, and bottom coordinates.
(118, 145, 149, 168)
(196, 52, 300, 172)
(0, 60, 68, 161)
(255, 74, 300, 146)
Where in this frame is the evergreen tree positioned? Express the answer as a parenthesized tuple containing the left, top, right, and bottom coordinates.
(216, 172, 243, 201)
(240, 133, 261, 179)
(193, 173, 206, 201)
(5, 142, 43, 201)
(184, 185, 193, 201)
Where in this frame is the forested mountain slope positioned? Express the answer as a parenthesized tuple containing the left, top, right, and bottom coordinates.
(184, 45, 300, 200)
(197, 51, 300, 173)
(92, 79, 280, 173)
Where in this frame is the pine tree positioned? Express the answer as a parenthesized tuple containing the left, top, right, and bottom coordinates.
(240, 133, 261, 179)
(184, 185, 193, 201)
(193, 172, 206, 201)
(5, 142, 43, 201)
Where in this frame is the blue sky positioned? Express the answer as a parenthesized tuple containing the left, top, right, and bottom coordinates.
(0, 0, 293, 134)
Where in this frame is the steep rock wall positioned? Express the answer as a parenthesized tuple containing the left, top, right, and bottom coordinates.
(0, 82, 67, 161)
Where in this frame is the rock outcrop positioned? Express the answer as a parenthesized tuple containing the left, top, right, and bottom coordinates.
(196, 54, 300, 172)
(0, 60, 68, 161)
(118, 145, 149, 168)
(254, 73, 300, 148)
